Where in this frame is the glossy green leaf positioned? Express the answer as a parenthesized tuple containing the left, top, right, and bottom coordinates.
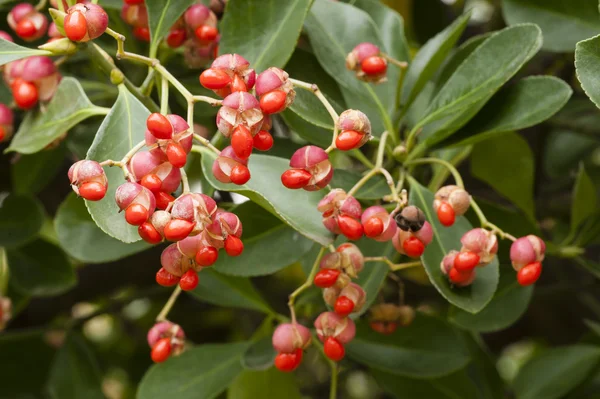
(138, 342, 249, 399)
(0, 38, 51, 66)
(0, 194, 44, 248)
(449, 269, 533, 333)
(7, 78, 109, 154)
(219, 0, 311, 71)
(408, 178, 499, 313)
(198, 147, 333, 246)
(146, 0, 195, 57)
(462, 334, 506, 399)
(189, 269, 272, 313)
(401, 13, 470, 110)
(280, 110, 331, 147)
(11, 145, 66, 195)
(241, 337, 276, 371)
(472, 133, 535, 221)
(56, 193, 150, 263)
(87, 85, 151, 243)
(329, 169, 389, 200)
(415, 24, 542, 149)
(572, 164, 597, 232)
(544, 130, 598, 177)
(576, 35, 600, 109)
(46, 333, 104, 399)
(7, 239, 76, 296)
(227, 368, 302, 399)
(513, 345, 600, 399)
(444, 76, 572, 148)
(346, 315, 470, 378)
(503, 0, 600, 52)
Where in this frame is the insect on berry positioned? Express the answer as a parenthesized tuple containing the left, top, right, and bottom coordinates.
(259, 90, 287, 115)
(314, 269, 341, 288)
(147, 113, 173, 140)
(361, 56, 387, 76)
(179, 269, 199, 291)
(138, 222, 162, 244)
(229, 164, 251, 185)
(324, 337, 345, 362)
(334, 296, 355, 316)
(166, 142, 187, 168)
(517, 262, 542, 286)
(195, 246, 218, 266)
(437, 202, 455, 227)
(253, 130, 273, 151)
(453, 251, 480, 272)
(151, 337, 172, 363)
(224, 235, 244, 257)
(156, 267, 179, 287)
(402, 237, 425, 258)
(125, 203, 149, 226)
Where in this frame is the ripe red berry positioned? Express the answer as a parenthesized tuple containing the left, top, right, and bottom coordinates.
(334, 296, 355, 316)
(156, 268, 179, 287)
(338, 215, 364, 241)
(448, 267, 474, 285)
(517, 262, 542, 286)
(200, 68, 231, 90)
(133, 27, 150, 41)
(454, 251, 480, 272)
(231, 125, 253, 159)
(163, 219, 195, 241)
(260, 90, 287, 114)
(151, 337, 172, 363)
(16, 19, 36, 39)
(323, 337, 345, 362)
(166, 142, 187, 168)
(64, 10, 87, 41)
(274, 348, 302, 372)
(78, 181, 107, 201)
(141, 174, 163, 193)
(361, 56, 387, 76)
(12, 79, 38, 110)
(335, 130, 364, 151)
(224, 235, 244, 257)
(314, 269, 341, 288)
(231, 74, 247, 93)
(281, 169, 312, 189)
(166, 28, 186, 48)
(230, 164, 251, 185)
(363, 216, 384, 238)
(253, 130, 273, 151)
(125, 203, 149, 226)
(139, 222, 162, 244)
(402, 236, 425, 258)
(155, 191, 175, 210)
(179, 269, 199, 291)
(437, 202, 455, 227)
(195, 25, 218, 43)
(195, 246, 218, 266)
(147, 113, 173, 140)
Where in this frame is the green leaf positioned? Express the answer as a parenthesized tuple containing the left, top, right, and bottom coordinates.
(401, 13, 470, 110)
(471, 132, 535, 221)
(449, 269, 533, 333)
(146, 0, 195, 57)
(214, 202, 313, 276)
(329, 169, 389, 200)
(346, 315, 470, 378)
(0, 193, 44, 248)
(198, 147, 333, 246)
(0, 38, 51, 66)
(189, 269, 272, 313)
(572, 164, 597, 232)
(46, 333, 104, 399)
(576, 35, 600, 109)
(219, 0, 312, 71)
(7, 239, 76, 296)
(544, 130, 598, 177)
(227, 368, 302, 399)
(11, 145, 66, 195)
(513, 345, 600, 399)
(137, 342, 249, 399)
(7, 78, 108, 154)
(56, 193, 150, 263)
(408, 178, 499, 313)
(414, 24, 542, 149)
(280, 110, 331, 147)
(503, 0, 600, 52)
(443, 76, 572, 148)
(86, 85, 151, 243)
(241, 337, 276, 371)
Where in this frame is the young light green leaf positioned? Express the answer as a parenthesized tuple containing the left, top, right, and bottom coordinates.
(0, 193, 44, 248)
(576, 34, 600, 109)
(7, 78, 109, 154)
(503, 0, 600, 52)
(11, 145, 66, 195)
(86, 85, 151, 243)
(572, 164, 597, 232)
(0, 38, 51, 66)
(219, 0, 312, 71)
(146, 0, 195, 57)
(408, 178, 499, 314)
(227, 368, 302, 399)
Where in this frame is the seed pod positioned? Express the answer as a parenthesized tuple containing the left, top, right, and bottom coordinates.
(345, 42, 387, 83)
(208, 53, 256, 97)
(272, 323, 312, 353)
(68, 160, 108, 200)
(8, 3, 48, 42)
(314, 311, 356, 344)
(5, 56, 61, 102)
(170, 193, 218, 235)
(120, 3, 148, 27)
(361, 205, 397, 242)
(64, 3, 109, 42)
(147, 321, 185, 348)
(212, 145, 249, 184)
(115, 182, 155, 213)
(345, 42, 380, 71)
(336, 243, 365, 277)
(184, 4, 217, 30)
(335, 109, 371, 150)
(510, 235, 546, 271)
(145, 114, 192, 158)
(440, 250, 459, 275)
(460, 228, 498, 265)
(283, 146, 333, 191)
(160, 243, 196, 276)
(255, 67, 295, 114)
(395, 205, 426, 232)
(433, 185, 471, 216)
(216, 92, 264, 137)
(129, 151, 182, 193)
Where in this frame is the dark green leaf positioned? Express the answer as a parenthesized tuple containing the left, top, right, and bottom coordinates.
(0, 38, 51, 66)
(544, 130, 598, 177)
(280, 110, 331, 147)
(329, 169, 389, 200)
(11, 145, 65, 195)
(87, 85, 151, 243)
(241, 337, 276, 371)
(576, 35, 600, 109)
(572, 164, 598, 231)
(146, 0, 195, 57)
(227, 368, 302, 399)
(408, 178, 499, 313)
(0, 194, 44, 248)
(137, 342, 249, 399)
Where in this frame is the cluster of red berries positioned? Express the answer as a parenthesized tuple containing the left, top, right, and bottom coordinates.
(346, 42, 388, 83)
(147, 321, 185, 363)
(120, 0, 150, 41)
(3, 55, 62, 110)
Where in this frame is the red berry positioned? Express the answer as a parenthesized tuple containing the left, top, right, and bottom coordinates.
(274, 348, 302, 372)
(253, 130, 273, 151)
(437, 202, 455, 227)
(156, 267, 179, 287)
(141, 174, 163, 193)
(200, 68, 231, 90)
(179, 269, 199, 291)
(151, 337, 172, 363)
(230, 164, 251, 185)
(259, 90, 287, 114)
(78, 181, 106, 201)
(166, 28, 186, 48)
(166, 142, 187, 168)
(231, 125, 253, 159)
(124, 0, 144, 4)
(231, 74, 247, 93)
(195, 246, 218, 266)
(335, 130, 364, 151)
(163, 219, 195, 241)
(64, 10, 87, 41)
(370, 321, 397, 335)
(453, 251, 480, 272)
(125, 203, 149, 226)
(195, 25, 218, 43)
(155, 191, 175, 210)
(323, 337, 345, 362)
(517, 262, 542, 286)
(314, 269, 341, 288)
(363, 217, 384, 238)
(147, 113, 173, 140)
(281, 169, 312, 189)
(133, 27, 150, 41)
(224, 235, 244, 257)
(12, 79, 38, 110)
(402, 237, 425, 258)
(16, 19, 36, 39)
(448, 267, 474, 285)
(338, 215, 363, 240)
(0, 126, 6, 142)
(361, 56, 387, 76)
(139, 222, 162, 244)
(334, 296, 355, 316)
